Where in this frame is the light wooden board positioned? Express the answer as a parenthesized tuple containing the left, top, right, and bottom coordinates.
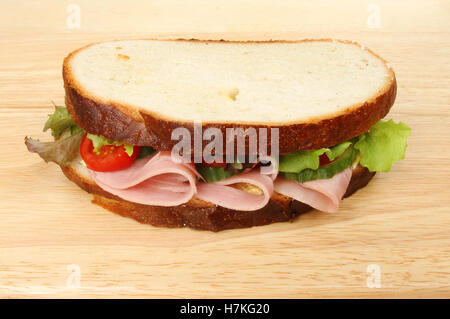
(0, 0, 449, 298)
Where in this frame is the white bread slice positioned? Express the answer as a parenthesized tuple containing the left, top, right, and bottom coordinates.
(66, 39, 393, 124)
(63, 39, 396, 152)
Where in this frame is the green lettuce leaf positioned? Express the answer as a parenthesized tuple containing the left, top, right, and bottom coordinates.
(25, 130, 84, 166)
(282, 146, 357, 183)
(278, 149, 327, 173)
(137, 146, 156, 159)
(324, 141, 352, 161)
(43, 105, 76, 137)
(86, 133, 135, 156)
(278, 142, 352, 173)
(354, 119, 411, 172)
(196, 165, 235, 182)
(70, 125, 83, 136)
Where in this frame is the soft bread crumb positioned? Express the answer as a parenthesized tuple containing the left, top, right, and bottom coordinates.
(117, 53, 130, 61)
(218, 86, 239, 101)
(69, 40, 392, 123)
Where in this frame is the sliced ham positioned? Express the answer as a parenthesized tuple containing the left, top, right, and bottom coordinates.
(89, 149, 351, 213)
(194, 156, 277, 210)
(274, 168, 352, 213)
(196, 169, 273, 211)
(196, 170, 274, 211)
(258, 155, 279, 180)
(88, 151, 198, 206)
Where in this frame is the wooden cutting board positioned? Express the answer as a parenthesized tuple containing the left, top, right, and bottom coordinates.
(1, 0, 449, 298)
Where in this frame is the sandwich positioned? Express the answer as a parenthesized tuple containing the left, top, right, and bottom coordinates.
(25, 39, 411, 231)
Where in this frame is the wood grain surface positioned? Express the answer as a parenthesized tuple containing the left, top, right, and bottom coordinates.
(1, 0, 449, 298)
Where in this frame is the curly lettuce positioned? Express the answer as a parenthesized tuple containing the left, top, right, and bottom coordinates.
(25, 130, 84, 166)
(282, 146, 357, 183)
(43, 105, 77, 137)
(86, 133, 135, 156)
(279, 120, 410, 182)
(354, 119, 411, 172)
(278, 141, 352, 173)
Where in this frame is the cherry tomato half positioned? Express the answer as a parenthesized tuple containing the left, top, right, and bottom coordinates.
(202, 159, 227, 168)
(80, 133, 141, 172)
(319, 153, 332, 166)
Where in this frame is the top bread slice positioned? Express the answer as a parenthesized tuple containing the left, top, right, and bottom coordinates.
(63, 39, 396, 153)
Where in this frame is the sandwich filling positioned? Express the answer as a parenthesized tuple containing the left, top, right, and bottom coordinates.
(26, 105, 410, 213)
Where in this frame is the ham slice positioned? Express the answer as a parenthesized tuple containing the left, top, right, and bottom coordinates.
(274, 168, 352, 213)
(258, 155, 279, 181)
(196, 170, 274, 211)
(89, 149, 350, 212)
(89, 151, 198, 206)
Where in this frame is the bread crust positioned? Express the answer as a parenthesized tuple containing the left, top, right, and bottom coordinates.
(63, 39, 396, 153)
(60, 163, 375, 231)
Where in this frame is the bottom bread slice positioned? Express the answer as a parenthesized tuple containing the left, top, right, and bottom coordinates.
(60, 159, 375, 231)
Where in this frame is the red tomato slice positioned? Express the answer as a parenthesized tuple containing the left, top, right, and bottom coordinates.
(202, 159, 227, 168)
(80, 133, 141, 172)
(319, 153, 332, 166)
